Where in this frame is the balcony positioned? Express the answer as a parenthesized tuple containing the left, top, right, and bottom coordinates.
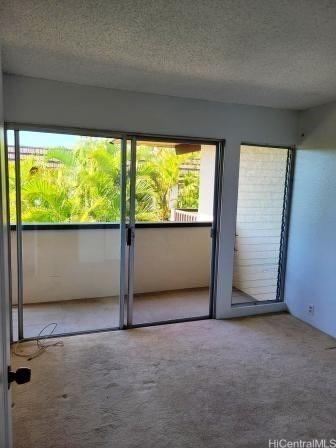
(10, 223, 212, 338)
(10, 222, 261, 339)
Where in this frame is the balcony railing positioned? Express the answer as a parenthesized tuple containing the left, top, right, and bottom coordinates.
(9, 219, 280, 306)
(10, 223, 212, 304)
(172, 209, 198, 222)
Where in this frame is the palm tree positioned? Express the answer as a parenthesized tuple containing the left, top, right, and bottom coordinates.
(177, 171, 199, 209)
(8, 139, 200, 224)
(8, 154, 74, 223)
(45, 139, 122, 222)
(136, 146, 189, 221)
(9, 138, 122, 224)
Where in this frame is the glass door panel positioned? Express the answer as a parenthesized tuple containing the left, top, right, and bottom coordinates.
(5, 129, 16, 341)
(8, 130, 124, 338)
(129, 139, 217, 325)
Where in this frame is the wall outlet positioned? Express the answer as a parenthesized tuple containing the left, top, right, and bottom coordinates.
(308, 304, 314, 315)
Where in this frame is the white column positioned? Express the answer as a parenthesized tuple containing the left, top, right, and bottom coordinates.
(198, 145, 216, 221)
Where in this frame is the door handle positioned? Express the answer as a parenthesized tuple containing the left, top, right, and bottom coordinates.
(8, 366, 31, 388)
(127, 226, 134, 246)
(127, 227, 132, 246)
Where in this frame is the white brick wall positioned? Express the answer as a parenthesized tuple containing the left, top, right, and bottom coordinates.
(233, 146, 288, 301)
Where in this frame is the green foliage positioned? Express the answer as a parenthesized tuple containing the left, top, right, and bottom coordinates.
(9, 138, 200, 223)
(136, 146, 186, 221)
(177, 171, 200, 209)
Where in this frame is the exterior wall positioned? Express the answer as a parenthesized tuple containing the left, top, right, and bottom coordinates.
(233, 146, 288, 301)
(11, 226, 211, 304)
(134, 227, 211, 294)
(285, 101, 336, 338)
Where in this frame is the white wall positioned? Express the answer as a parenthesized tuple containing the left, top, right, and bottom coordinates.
(11, 227, 211, 303)
(297, 101, 336, 149)
(285, 101, 336, 338)
(3, 74, 298, 317)
(3, 75, 298, 142)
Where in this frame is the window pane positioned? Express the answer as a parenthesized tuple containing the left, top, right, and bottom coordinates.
(6, 130, 16, 224)
(134, 142, 215, 223)
(16, 131, 121, 224)
(132, 142, 217, 325)
(9, 131, 122, 339)
(232, 145, 288, 305)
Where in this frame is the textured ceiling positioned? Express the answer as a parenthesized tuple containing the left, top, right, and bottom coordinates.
(1, 0, 336, 110)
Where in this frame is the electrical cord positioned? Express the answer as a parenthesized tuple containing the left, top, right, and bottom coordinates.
(13, 323, 64, 361)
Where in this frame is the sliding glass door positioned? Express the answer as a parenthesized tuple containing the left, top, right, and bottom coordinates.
(7, 128, 126, 339)
(6, 126, 223, 338)
(126, 138, 220, 326)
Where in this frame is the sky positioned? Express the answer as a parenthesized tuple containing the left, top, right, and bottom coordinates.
(6, 130, 81, 148)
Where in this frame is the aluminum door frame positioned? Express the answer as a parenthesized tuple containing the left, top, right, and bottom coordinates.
(118, 136, 128, 329)
(7, 127, 128, 339)
(5, 123, 224, 338)
(125, 136, 225, 328)
(0, 115, 12, 448)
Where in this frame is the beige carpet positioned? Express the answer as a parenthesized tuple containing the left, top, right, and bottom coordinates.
(11, 314, 336, 448)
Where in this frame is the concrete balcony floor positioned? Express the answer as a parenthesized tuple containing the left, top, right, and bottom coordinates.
(12, 287, 254, 339)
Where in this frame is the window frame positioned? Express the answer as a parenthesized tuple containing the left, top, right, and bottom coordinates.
(231, 141, 296, 308)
